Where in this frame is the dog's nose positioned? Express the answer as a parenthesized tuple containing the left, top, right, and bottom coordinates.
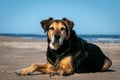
(54, 33, 60, 39)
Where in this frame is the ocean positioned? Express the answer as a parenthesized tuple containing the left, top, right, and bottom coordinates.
(0, 34, 120, 43)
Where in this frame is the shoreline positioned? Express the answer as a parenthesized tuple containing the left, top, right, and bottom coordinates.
(1, 35, 120, 43)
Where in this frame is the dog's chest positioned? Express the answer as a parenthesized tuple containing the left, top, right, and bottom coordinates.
(47, 50, 66, 66)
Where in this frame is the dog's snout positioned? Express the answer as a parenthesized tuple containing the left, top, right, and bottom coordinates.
(54, 33, 60, 39)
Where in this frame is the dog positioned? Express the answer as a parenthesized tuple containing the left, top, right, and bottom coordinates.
(15, 18, 112, 76)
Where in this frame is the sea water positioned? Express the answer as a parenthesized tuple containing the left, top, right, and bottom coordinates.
(0, 34, 120, 43)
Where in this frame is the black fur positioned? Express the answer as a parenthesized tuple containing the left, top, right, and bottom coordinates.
(47, 30, 108, 73)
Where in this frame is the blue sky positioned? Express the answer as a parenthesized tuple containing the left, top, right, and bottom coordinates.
(0, 0, 120, 35)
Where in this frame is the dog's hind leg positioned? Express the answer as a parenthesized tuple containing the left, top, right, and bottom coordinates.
(101, 57, 112, 71)
(15, 62, 56, 76)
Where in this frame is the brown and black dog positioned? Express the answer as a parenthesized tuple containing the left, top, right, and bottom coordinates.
(15, 18, 112, 76)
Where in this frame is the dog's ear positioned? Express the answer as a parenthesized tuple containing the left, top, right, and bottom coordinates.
(62, 18, 74, 30)
(40, 17, 54, 33)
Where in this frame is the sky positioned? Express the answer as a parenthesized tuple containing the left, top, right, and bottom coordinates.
(0, 0, 120, 35)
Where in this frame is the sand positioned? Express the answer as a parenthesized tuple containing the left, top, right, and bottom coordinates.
(0, 36, 120, 80)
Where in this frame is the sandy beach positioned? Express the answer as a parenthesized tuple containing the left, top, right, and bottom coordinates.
(0, 36, 120, 80)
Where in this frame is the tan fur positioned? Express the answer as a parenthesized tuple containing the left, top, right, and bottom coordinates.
(48, 22, 67, 41)
(16, 62, 56, 75)
(101, 58, 112, 71)
(16, 56, 73, 76)
(48, 21, 68, 50)
(57, 56, 73, 75)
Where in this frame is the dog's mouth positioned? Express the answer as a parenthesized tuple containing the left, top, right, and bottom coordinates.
(49, 36, 63, 50)
(52, 39, 59, 45)
(52, 39, 63, 45)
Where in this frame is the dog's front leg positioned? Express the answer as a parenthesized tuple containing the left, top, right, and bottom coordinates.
(56, 63, 73, 76)
(50, 56, 73, 76)
(15, 62, 56, 76)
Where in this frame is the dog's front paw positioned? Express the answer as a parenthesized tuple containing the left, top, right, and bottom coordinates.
(49, 72, 60, 77)
(15, 69, 31, 76)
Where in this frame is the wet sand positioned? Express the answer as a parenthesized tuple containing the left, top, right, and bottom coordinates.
(0, 36, 120, 80)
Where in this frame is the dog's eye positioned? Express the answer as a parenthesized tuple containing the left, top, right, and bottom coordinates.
(61, 27, 66, 31)
(49, 27, 54, 30)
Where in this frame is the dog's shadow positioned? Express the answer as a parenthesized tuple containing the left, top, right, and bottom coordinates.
(105, 69, 116, 72)
(28, 72, 43, 76)
(28, 69, 115, 76)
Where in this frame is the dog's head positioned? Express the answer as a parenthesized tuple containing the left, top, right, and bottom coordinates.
(40, 18, 74, 50)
